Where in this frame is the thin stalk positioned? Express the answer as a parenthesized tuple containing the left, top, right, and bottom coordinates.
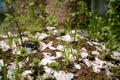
(14, 19, 24, 46)
(1, 57, 8, 80)
(10, 1, 24, 46)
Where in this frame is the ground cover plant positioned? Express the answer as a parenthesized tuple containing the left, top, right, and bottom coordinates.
(0, 0, 120, 80)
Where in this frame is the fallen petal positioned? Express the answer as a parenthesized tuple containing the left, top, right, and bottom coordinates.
(56, 34, 73, 42)
(80, 48, 88, 59)
(21, 70, 32, 76)
(46, 26, 55, 30)
(56, 52, 62, 58)
(56, 45, 64, 51)
(91, 50, 99, 56)
(74, 63, 81, 69)
(0, 59, 4, 67)
(83, 59, 91, 67)
(54, 71, 74, 80)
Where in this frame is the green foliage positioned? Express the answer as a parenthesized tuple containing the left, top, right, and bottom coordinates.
(14, 72, 21, 80)
(71, 1, 88, 27)
(109, 66, 120, 79)
(2, 14, 14, 32)
(48, 62, 59, 70)
(1, 66, 8, 80)
(85, 0, 120, 51)
(47, 16, 58, 26)
(31, 58, 40, 66)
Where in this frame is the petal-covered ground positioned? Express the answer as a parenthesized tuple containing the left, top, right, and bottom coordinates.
(0, 26, 120, 80)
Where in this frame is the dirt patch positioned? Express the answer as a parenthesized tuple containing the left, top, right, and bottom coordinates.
(45, 0, 71, 25)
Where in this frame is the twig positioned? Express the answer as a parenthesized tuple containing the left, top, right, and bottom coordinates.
(10, 1, 24, 46)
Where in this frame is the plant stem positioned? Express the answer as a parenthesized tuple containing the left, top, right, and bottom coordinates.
(10, 1, 24, 46)
(14, 18, 24, 46)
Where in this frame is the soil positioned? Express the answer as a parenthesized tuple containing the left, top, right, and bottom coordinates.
(45, 0, 71, 26)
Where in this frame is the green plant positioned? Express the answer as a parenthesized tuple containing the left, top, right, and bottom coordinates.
(47, 15, 58, 26)
(87, 8, 119, 51)
(63, 43, 77, 65)
(14, 55, 22, 80)
(1, 60, 8, 80)
(48, 62, 59, 71)
(109, 66, 120, 80)
(31, 58, 40, 67)
(64, 19, 72, 34)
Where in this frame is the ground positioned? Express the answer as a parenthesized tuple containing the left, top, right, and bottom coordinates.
(0, 0, 120, 80)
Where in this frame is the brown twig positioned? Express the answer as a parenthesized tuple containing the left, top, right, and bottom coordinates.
(14, 18, 24, 46)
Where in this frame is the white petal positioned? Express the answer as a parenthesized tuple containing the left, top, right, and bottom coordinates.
(91, 57, 106, 73)
(95, 46, 102, 51)
(25, 47, 32, 52)
(32, 50, 37, 53)
(91, 51, 99, 55)
(56, 34, 73, 42)
(22, 37, 29, 42)
(95, 57, 106, 66)
(39, 42, 47, 50)
(53, 30, 59, 36)
(23, 31, 30, 35)
(12, 41, 17, 50)
(38, 33, 49, 40)
(43, 66, 55, 78)
(91, 41, 100, 46)
(79, 30, 88, 37)
(106, 69, 112, 77)
(34, 32, 49, 40)
(80, 47, 87, 51)
(44, 66, 55, 74)
(39, 41, 56, 51)
(87, 41, 93, 46)
(63, 34, 72, 42)
(80, 48, 88, 58)
(71, 30, 75, 34)
(0, 40, 10, 52)
(111, 51, 120, 60)
(107, 62, 116, 67)
(21, 70, 32, 76)
(24, 75, 33, 80)
(0, 34, 7, 38)
(49, 46, 56, 50)
(69, 54, 76, 61)
(7, 62, 16, 79)
(13, 50, 21, 55)
(25, 57, 29, 62)
(74, 63, 81, 69)
(56, 45, 64, 51)
(40, 57, 56, 65)
(43, 52, 56, 59)
(40, 58, 52, 65)
(18, 62, 23, 68)
(83, 59, 91, 67)
(54, 71, 74, 80)
(46, 26, 55, 30)
(56, 52, 62, 58)
(66, 73, 74, 80)
(0, 59, 4, 67)
(92, 66, 100, 73)
(113, 51, 120, 57)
